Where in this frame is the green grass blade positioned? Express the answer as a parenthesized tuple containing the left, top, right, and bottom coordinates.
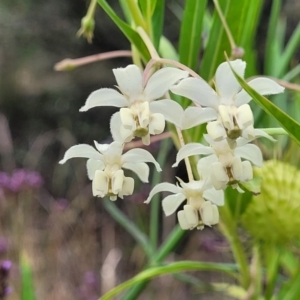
(97, 0, 150, 62)
(99, 261, 238, 299)
(21, 254, 36, 300)
(178, 0, 207, 71)
(229, 62, 300, 146)
(152, 0, 165, 49)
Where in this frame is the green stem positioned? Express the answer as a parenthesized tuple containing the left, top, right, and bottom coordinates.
(127, 0, 147, 29)
(87, 0, 97, 18)
(262, 127, 287, 135)
(219, 206, 250, 288)
(102, 199, 155, 260)
(149, 139, 172, 248)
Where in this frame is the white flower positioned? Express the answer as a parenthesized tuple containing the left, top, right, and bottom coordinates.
(145, 178, 224, 230)
(80, 65, 188, 145)
(173, 135, 263, 192)
(170, 59, 284, 141)
(59, 141, 161, 200)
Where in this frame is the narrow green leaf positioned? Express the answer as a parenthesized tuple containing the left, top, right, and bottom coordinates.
(97, 0, 150, 62)
(21, 254, 35, 300)
(201, 0, 263, 80)
(229, 62, 300, 146)
(178, 0, 207, 71)
(152, 0, 165, 49)
(99, 261, 238, 299)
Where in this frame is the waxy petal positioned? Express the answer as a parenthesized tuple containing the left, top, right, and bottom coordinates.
(120, 177, 134, 196)
(253, 129, 276, 142)
(112, 169, 124, 194)
(203, 188, 224, 206)
(232, 156, 243, 181)
(80, 88, 128, 112)
(144, 67, 188, 101)
(197, 154, 218, 179)
(145, 182, 180, 204)
(235, 104, 253, 129)
(162, 193, 187, 216)
(86, 158, 105, 180)
(177, 211, 191, 230)
(183, 205, 198, 225)
(216, 60, 245, 99)
(181, 106, 218, 130)
(113, 65, 143, 101)
(173, 143, 213, 167)
(242, 161, 253, 181)
(94, 141, 123, 157)
(234, 144, 263, 166)
(170, 77, 219, 109)
(122, 162, 149, 182)
(150, 99, 184, 128)
(235, 77, 285, 107)
(122, 148, 161, 171)
(59, 144, 103, 164)
(200, 201, 214, 226)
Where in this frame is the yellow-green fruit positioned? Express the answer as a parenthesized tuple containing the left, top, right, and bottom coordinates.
(242, 160, 300, 244)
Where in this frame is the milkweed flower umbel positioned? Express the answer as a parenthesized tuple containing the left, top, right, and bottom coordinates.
(80, 65, 189, 145)
(170, 59, 284, 142)
(59, 141, 161, 200)
(145, 178, 224, 230)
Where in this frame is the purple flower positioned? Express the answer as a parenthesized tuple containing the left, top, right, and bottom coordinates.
(0, 260, 12, 298)
(0, 173, 10, 189)
(25, 171, 43, 188)
(8, 169, 27, 192)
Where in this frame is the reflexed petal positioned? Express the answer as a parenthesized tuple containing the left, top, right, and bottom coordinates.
(235, 104, 253, 129)
(242, 161, 253, 181)
(112, 169, 124, 194)
(234, 144, 263, 166)
(79, 88, 128, 112)
(113, 65, 143, 101)
(150, 100, 184, 128)
(197, 155, 218, 179)
(232, 156, 243, 181)
(172, 143, 213, 167)
(235, 77, 285, 106)
(215, 60, 245, 98)
(170, 77, 219, 109)
(144, 67, 188, 101)
(121, 176, 134, 196)
(144, 182, 180, 204)
(120, 108, 136, 131)
(92, 170, 108, 197)
(181, 106, 218, 129)
(242, 125, 255, 140)
(94, 141, 123, 157)
(110, 112, 134, 143)
(219, 105, 234, 130)
(122, 162, 149, 182)
(86, 158, 105, 180)
(122, 148, 161, 171)
(177, 210, 190, 230)
(59, 144, 103, 164)
(200, 201, 214, 226)
(162, 193, 187, 216)
(183, 205, 198, 225)
(206, 121, 227, 141)
(149, 113, 165, 134)
(203, 188, 224, 206)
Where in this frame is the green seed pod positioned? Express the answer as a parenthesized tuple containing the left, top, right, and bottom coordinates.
(242, 160, 300, 244)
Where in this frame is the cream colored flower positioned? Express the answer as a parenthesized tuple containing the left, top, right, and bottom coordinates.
(59, 141, 161, 200)
(173, 135, 263, 192)
(171, 59, 284, 141)
(80, 65, 188, 145)
(145, 178, 224, 230)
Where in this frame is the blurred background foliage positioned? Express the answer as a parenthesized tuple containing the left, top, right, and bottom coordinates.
(0, 0, 300, 299)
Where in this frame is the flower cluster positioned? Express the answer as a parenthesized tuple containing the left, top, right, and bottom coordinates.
(59, 60, 283, 231)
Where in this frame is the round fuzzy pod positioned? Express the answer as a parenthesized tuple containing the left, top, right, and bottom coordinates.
(242, 160, 300, 244)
